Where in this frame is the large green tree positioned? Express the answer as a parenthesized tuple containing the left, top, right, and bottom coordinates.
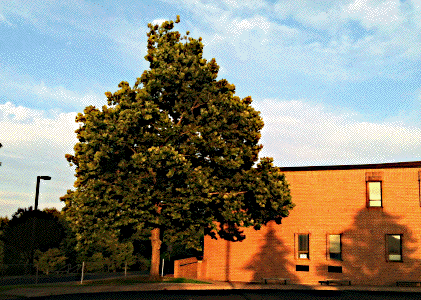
(62, 16, 293, 277)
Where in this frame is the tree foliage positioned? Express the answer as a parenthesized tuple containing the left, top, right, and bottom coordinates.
(1, 207, 67, 265)
(62, 16, 293, 259)
(34, 248, 67, 275)
(0, 217, 9, 265)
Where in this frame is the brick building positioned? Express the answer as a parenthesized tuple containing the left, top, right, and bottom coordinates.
(177, 161, 421, 286)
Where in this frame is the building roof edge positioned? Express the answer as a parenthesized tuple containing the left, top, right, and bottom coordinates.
(279, 161, 421, 172)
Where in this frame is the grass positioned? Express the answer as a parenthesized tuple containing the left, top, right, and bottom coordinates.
(0, 276, 211, 292)
(165, 277, 211, 284)
(0, 282, 73, 293)
(80, 275, 211, 286)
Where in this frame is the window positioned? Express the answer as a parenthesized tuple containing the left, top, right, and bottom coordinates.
(387, 234, 402, 262)
(296, 265, 309, 272)
(329, 234, 342, 260)
(367, 181, 382, 207)
(298, 234, 309, 259)
(418, 170, 421, 207)
(328, 266, 342, 273)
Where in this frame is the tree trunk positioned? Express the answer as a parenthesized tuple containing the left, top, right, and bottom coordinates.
(150, 227, 161, 278)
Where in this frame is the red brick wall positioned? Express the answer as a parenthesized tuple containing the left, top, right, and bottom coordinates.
(203, 167, 421, 286)
(174, 257, 203, 279)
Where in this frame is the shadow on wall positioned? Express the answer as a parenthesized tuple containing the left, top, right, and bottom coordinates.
(244, 222, 298, 283)
(316, 209, 420, 286)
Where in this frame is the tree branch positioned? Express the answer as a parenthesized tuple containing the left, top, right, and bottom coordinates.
(176, 114, 184, 126)
(208, 191, 247, 196)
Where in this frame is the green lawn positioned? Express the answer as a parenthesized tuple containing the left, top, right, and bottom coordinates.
(80, 276, 211, 286)
(0, 276, 211, 293)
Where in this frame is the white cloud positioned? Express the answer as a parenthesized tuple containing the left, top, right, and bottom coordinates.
(0, 102, 44, 122)
(32, 81, 106, 109)
(0, 0, 150, 72)
(0, 102, 79, 153)
(156, 0, 419, 81)
(0, 12, 13, 26)
(3, 0, 421, 80)
(274, 0, 346, 31)
(0, 65, 109, 110)
(254, 99, 421, 166)
(0, 103, 79, 218)
(345, 0, 404, 30)
(0, 191, 29, 205)
(221, 0, 268, 10)
(151, 18, 167, 26)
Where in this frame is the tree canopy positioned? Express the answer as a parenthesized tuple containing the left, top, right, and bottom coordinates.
(1, 207, 68, 265)
(62, 16, 293, 274)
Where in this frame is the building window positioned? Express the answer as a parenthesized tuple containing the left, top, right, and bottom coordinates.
(296, 265, 309, 272)
(328, 266, 342, 273)
(329, 234, 342, 260)
(367, 181, 382, 207)
(298, 234, 309, 259)
(418, 170, 421, 207)
(386, 234, 402, 262)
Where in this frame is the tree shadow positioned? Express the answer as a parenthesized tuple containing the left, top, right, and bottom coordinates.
(243, 221, 298, 284)
(316, 208, 420, 286)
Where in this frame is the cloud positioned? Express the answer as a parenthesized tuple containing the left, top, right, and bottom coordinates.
(0, 0, 150, 72)
(254, 99, 421, 166)
(0, 65, 109, 111)
(221, 0, 268, 10)
(32, 81, 107, 109)
(345, 0, 404, 30)
(151, 1, 416, 82)
(0, 103, 78, 218)
(0, 102, 79, 153)
(151, 18, 167, 26)
(3, 0, 421, 81)
(0, 12, 13, 26)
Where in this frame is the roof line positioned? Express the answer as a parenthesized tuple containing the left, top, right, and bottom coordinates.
(279, 161, 421, 171)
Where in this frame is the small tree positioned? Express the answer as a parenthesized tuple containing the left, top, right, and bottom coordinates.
(106, 241, 136, 272)
(34, 248, 66, 275)
(62, 16, 294, 277)
(85, 253, 105, 273)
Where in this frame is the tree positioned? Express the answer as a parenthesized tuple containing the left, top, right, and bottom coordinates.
(62, 16, 294, 277)
(0, 217, 9, 266)
(1, 207, 67, 266)
(34, 248, 67, 275)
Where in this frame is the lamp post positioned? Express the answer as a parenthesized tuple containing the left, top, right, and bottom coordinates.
(31, 176, 51, 274)
(34, 176, 51, 211)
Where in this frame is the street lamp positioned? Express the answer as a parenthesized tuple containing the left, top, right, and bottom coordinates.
(34, 176, 51, 211)
(31, 176, 51, 274)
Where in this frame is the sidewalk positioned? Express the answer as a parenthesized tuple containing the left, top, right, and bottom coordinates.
(2, 279, 421, 299)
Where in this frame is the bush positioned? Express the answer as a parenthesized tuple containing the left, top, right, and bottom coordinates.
(85, 252, 105, 272)
(34, 248, 67, 275)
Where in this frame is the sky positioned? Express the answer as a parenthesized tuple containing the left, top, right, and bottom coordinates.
(1, 0, 421, 218)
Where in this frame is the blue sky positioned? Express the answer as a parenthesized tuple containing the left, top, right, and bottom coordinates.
(1, 0, 421, 218)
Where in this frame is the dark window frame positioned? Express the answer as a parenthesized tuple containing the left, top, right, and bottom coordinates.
(328, 234, 342, 261)
(297, 233, 310, 260)
(418, 170, 421, 207)
(366, 180, 382, 208)
(386, 234, 403, 262)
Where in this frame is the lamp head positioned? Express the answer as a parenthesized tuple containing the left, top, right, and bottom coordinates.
(39, 176, 51, 180)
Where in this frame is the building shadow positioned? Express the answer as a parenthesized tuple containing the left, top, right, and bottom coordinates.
(243, 221, 298, 284)
(316, 208, 420, 286)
